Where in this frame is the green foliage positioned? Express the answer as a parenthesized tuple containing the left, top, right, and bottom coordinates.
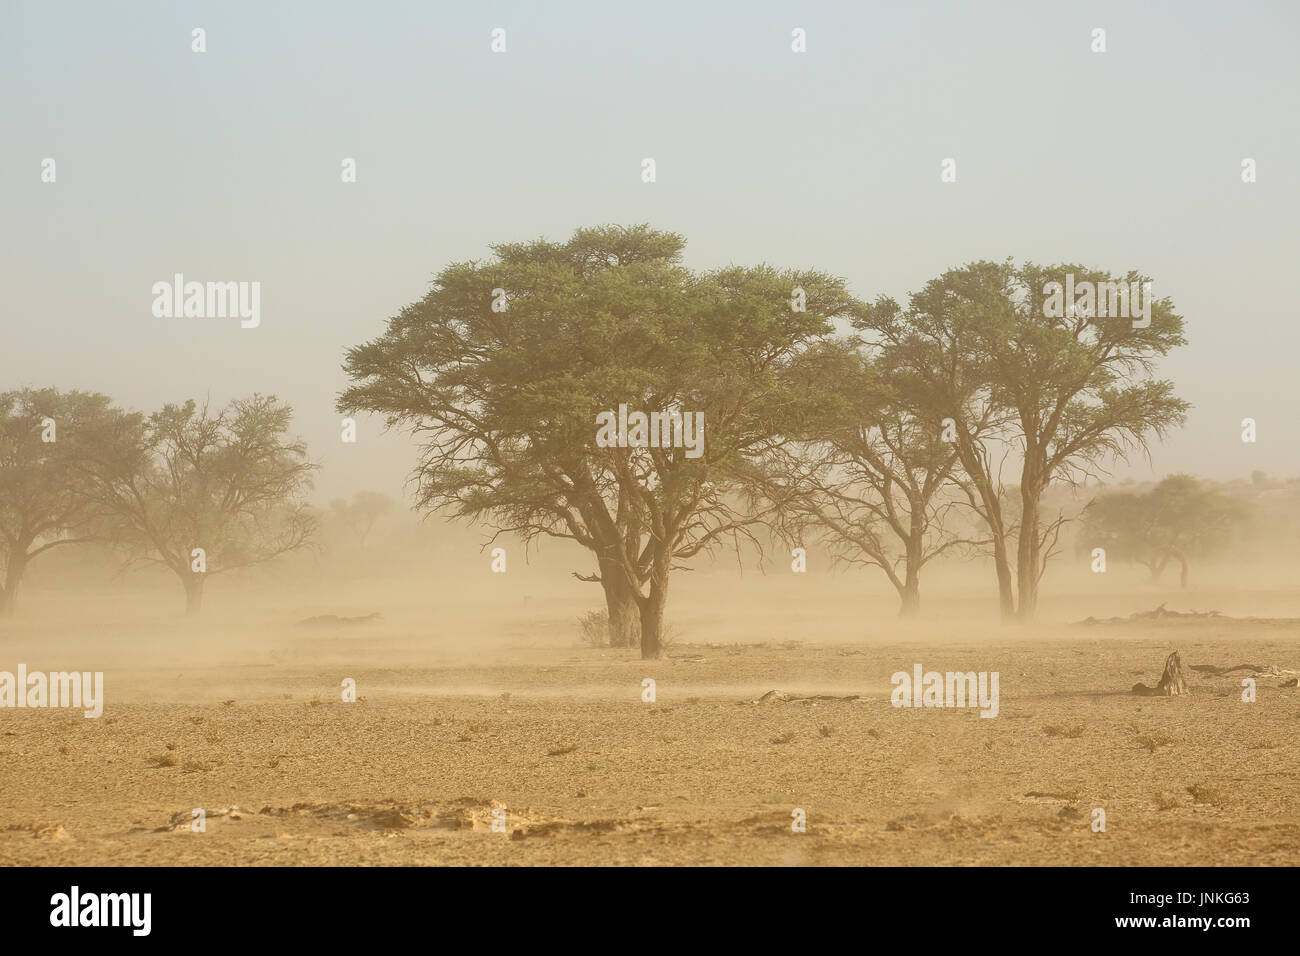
(338, 224, 862, 655)
(853, 259, 1189, 617)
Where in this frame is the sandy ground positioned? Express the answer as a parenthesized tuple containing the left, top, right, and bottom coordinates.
(2, 576, 1297, 866)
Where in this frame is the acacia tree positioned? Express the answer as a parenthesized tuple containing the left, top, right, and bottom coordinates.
(1082, 475, 1249, 587)
(78, 395, 317, 614)
(329, 491, 394, 548)
(857, 260, 1188, 620)
(762, 342, 977, 617)
(0, 388, 128, 617)
(592, 263, 856, 655)
(339, 224, 858, 656)
(339, 226, 684, 648)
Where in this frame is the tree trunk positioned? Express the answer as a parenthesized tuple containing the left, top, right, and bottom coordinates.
(1015, 487, 1041, 621)
(898, 547, 921, 618)
(991, 537, 1016, 620)
(638, 596, 664, 660)
(954, 436, 1016, 620)
(1172, 550, 1189, 589)
(1132, 650, 1189, 696)
(183, 575, 205, 616)
(605, 587, 637, 647)
(603, 574, 639, 649)
(0, 554, 27, 618)
(894, 531, 924, 619)
(898, 583, 920, 618)
(638, 564, 670, 660)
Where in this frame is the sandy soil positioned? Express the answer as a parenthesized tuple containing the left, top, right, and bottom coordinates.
(2, 586, 1297, 866)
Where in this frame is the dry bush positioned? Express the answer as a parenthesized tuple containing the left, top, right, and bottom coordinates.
(1135, 732, 1177, 753)
(1186, 783, 1231, 807)
(576, 608, 647, 649)
(576, 609, 673, 650)
(577, 609, 610, 646)
(1044, 723, 1085, 738)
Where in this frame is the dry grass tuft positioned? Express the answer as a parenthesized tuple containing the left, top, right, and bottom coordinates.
(1043, 723, 1085, 738)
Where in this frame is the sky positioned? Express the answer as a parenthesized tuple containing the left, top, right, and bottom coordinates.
(2, 0, 1298, 503)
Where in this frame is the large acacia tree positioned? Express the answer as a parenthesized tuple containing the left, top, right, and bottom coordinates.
(340, 226, 685, 649)
(857, 260, 1188, 620)
(339, 224, 858, 657)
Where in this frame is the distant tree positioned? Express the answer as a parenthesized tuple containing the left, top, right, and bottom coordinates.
(77, 395, 318, 614)
(328, 491, 394, 548)
(856, 260, 1189, 620)
(1082, 475, 1249, 587)
(0, 388, 128, 616)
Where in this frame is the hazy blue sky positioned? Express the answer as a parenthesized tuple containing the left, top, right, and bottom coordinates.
(3, 0, 1297, 501)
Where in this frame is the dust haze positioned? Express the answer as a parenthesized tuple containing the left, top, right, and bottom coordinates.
(3, 0, 1298, 869)
(3, 490, 1299, 865)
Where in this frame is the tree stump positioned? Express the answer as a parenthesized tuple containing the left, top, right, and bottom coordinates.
(1132, 650, 1190, 697)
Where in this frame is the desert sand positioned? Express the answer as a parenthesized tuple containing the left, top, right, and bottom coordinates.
(2, 560, 1296, 867)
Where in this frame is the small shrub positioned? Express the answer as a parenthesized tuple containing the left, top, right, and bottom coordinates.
(1044, 723, 1085, 738)
(577, 609, 642, 649)
(1186, 783, 1230, 807)
(1135, 732, 1176, 753)
(577, 609, 609, 646)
